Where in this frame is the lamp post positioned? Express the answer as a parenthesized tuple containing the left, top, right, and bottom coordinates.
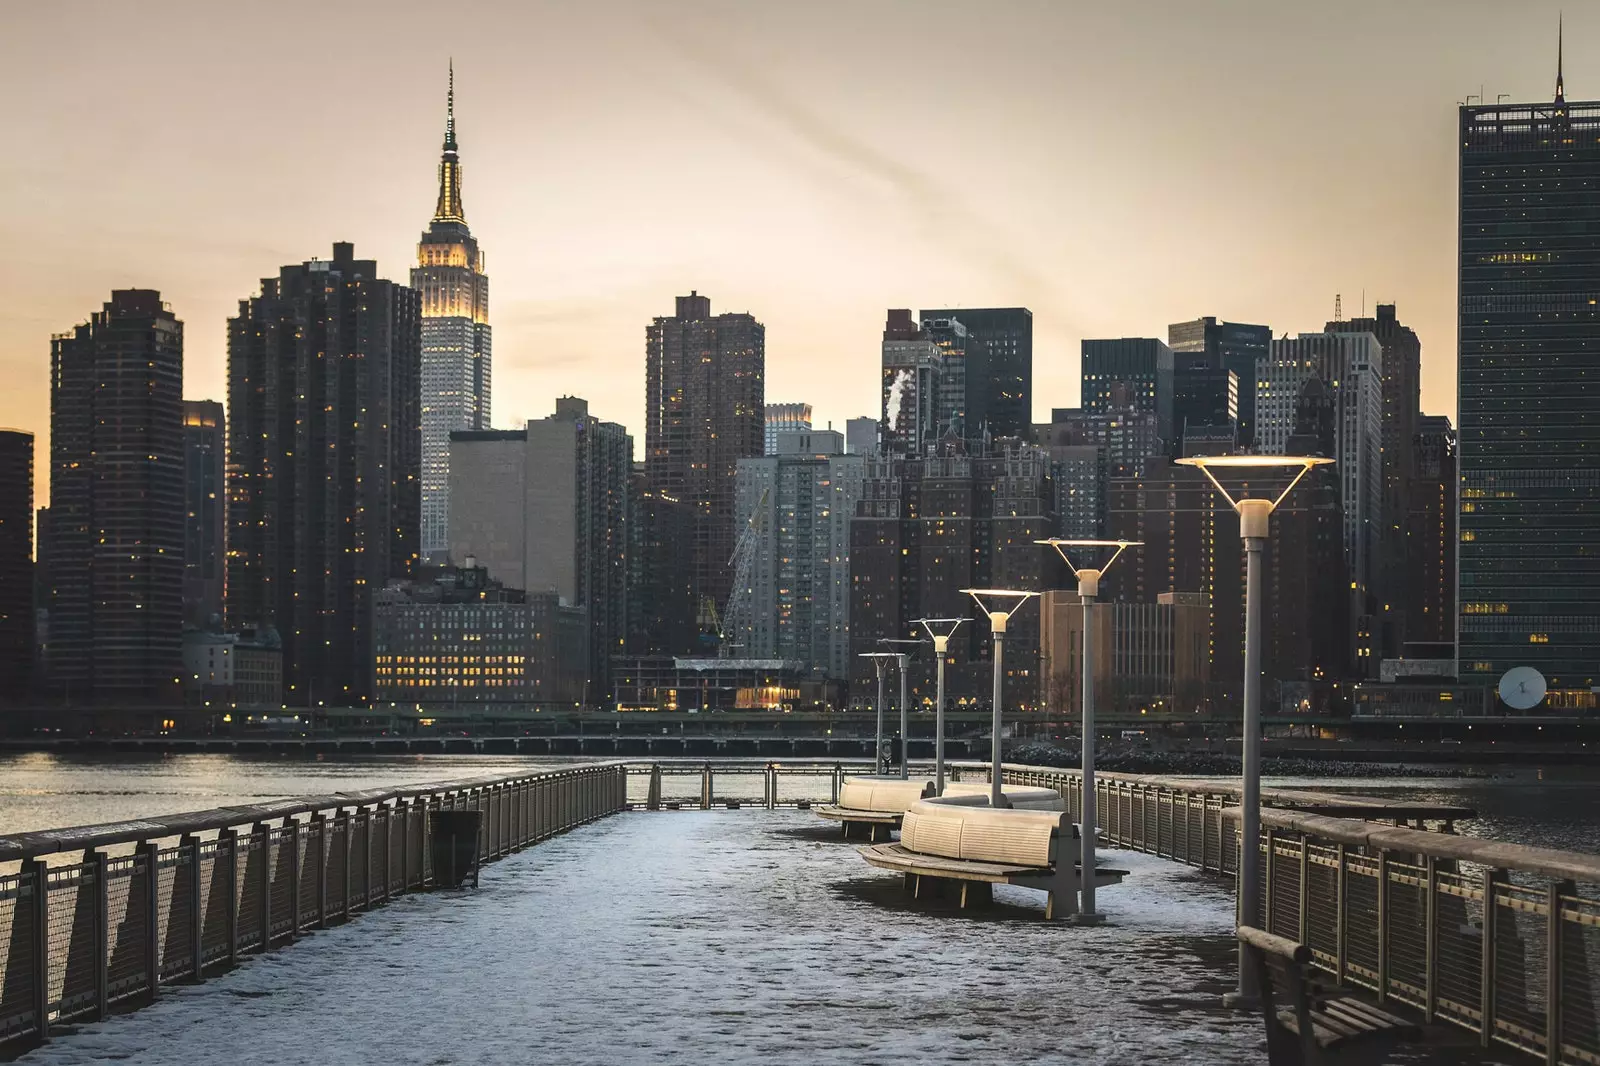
(859, 652, 899, 775)
(1177, 454, 1332, 1003)
(914, 618, 967, 794)
(961, 589, 1040, 808)
(880, 638, 925, 779)
(1036, 538, 1141, 924)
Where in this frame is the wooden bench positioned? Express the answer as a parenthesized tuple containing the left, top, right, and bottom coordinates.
(942, 780, 1066, 811)
(1239, 925, 1421, 1065)
(813, 777, 934, 841)
(858, 795, 1126, 919)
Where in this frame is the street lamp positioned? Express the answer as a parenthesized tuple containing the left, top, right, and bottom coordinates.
(859, 652, 900, 774)
(914, 617, 967, 794)
(1177, 453, 1333, 1003)
(961, 588, 1040, 808)
(1036, 538, 1141, 924)
(880, 638, 925, 779)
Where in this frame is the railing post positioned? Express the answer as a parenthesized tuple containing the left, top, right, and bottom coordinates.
(831, 763, 840, 804)
(311, 814, 328, 928)
(1424, 855, 1438, 1022)
(287, 821, 301, 940)
(341, 811, 354, 919)
(766, 763, 776, 810)
(221, 828, 239, 968)
(185, 836, 203, 981)
(362, 809, 374, 907)
(1549, 879, 1572, 1064)
(1482, 867, 1502, 1049)
(254, 824, 271, 952)
(397, 800, 410, 892)
(1335, 842, 1348, 985)
(92, 849, 110, 1018)
(700, 763, 712, 810)
(1263, 828, 1275, 933)
(139, 840, 161, 999)
(25, 857, 48, 1044)
(1376, 849, 1389, 1005)
(380, 806, 392, 902)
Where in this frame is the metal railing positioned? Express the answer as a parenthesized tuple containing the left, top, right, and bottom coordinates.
(0, 763, 625, 1051)
(624, 760, 880, 810)
(991, 763, 1600, 1065)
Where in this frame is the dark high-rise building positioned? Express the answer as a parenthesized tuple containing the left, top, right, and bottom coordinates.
(920, 307, 1033, 441)
(182, 400, 225, 630)
(50, 290, 185, 704)
(415, 64, 491, 560)
(1408, 416, 1457, 646)
(227, 243, 421, 706)
(1458, 73, 1600, 701)
(627, 466, 697, 656)
(644, 292, 764, 622)
(1171, 358, 1239, 457)
(849, 444, 1056, 710)
(0, 430, 33, 702)
(1082, 338, 1175, 444)
(1168, 317, 1271, 447)
(1327, 304, 1421, 651)
(881, 310, 949, 456)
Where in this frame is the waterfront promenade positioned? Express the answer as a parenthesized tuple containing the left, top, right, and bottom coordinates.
(0, 759, 1576, 1064)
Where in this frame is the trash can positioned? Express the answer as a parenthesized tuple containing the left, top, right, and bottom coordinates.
(430, 809, 482, 888)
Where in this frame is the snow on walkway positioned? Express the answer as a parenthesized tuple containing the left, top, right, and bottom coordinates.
(23, 811, 1263, 1065)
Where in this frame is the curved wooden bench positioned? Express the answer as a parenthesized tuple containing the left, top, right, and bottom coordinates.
(813, 777, 934, 841)
(859, 797, 1126, 919)
(942, 780, 1066, 811)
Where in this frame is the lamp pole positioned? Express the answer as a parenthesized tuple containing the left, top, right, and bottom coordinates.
(1037, 539, 1138, 924)
(860, 653, 896, 775)
(962, 591, 1038, 809)
(880, 638, 925, 780)
(916, 618, 967, 795)
(1177, 455, 1330, 1004)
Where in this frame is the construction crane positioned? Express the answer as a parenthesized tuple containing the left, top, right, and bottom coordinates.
(719, 487, 768, 658)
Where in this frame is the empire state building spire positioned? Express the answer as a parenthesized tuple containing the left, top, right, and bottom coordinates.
(433, 60, 465, 224)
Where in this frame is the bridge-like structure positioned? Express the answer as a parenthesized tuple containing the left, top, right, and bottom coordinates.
(0, 760, 1595, 1063)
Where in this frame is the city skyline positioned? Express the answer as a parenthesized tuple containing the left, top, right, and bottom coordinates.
(2, 1, 1586, 496)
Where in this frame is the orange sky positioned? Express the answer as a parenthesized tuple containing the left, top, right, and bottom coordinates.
(0, 0, 1584, 493)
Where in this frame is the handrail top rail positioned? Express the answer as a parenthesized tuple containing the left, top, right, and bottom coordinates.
(1225, 804, 1600, 884)
(0, 762, 626, 862)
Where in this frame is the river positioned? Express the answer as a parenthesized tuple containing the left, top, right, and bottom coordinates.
(0, 752, 1594, 857)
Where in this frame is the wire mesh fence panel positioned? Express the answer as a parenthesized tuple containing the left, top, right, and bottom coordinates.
(1343, 855, 1381, 993)
(349, 815, 369, 911)
(1304, 845, 1341, 970)
(105, 855, 147, 1003)
(46, 863, 95, 1022)
(269, 828, 296, 940)
(1156, 792, 1175, 858)
(326, 821, 349, 918)
(1386, 859, 1428, 1009)
(1433, 867, 1484, 1028)
(1267, 838, 1302, 942)
(1559, 893, 1600, 1065)
(197, 840, 228, 968)
(299, 824, 322, 928)
(0, 872, 35, 1041)
(159, 847, 195, 983)
(390, 812, 405, 894)
(368, 813, 384, 904)
(411, 807, 428, 888)
(1492, 879, 1550, 1056)
(234, 835, 263, 954)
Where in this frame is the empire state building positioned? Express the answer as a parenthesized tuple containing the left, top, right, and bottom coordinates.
(414, 63, 490, 558)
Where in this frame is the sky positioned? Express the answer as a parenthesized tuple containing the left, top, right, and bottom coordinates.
(0, 0, 1584, 492)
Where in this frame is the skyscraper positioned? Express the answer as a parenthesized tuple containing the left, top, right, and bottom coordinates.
(1457, 70, 1600, 700)
(1081, 338, 1175, 444)
(763, 403, 812, 455)
(919, 307, 1033, 441)
(0, 429, 33, 702)
(50, 290, 185, 704)
(644, 292, 764, 621)
(413, 64, 491, 560)
(1408, 416, 1457, 646)
(1327, 304, 1421, 649)
(1168, 317, 1271, 448)
(880, 310, 947, 456)
(227, 243, 421, 706)
(182, 400, 225, 630)
(733, 431, 863, 678)
(1256, 332, 1383, 592)
(448, 398, 631, 704)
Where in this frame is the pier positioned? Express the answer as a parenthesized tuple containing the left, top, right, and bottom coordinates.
(0, 760, 1594, 1063)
